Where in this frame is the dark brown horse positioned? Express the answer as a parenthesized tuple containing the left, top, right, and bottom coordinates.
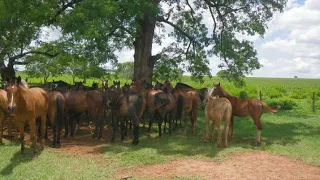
(100, 78, 108, 92)
(6, 76, 48, 156)
(211, 83, 281, 144)
(102, 88, 145, 144)
(154, 81, 178, 137)
(46, 91, 66, 147)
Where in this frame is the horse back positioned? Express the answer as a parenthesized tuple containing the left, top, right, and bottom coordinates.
(27, 87, 49, 116)
(63, 91, 88, 112)
(230, 96, 262, 116)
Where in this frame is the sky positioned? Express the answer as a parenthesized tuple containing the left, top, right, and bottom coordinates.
(33, 0, 320, 78)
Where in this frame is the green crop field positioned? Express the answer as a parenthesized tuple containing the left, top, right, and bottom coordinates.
(1, 74, 320, 179)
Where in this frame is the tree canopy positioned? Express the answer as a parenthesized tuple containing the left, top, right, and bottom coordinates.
(0, 0, 287, 85)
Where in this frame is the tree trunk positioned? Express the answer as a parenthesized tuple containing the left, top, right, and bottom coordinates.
(133, 1, 161, 84)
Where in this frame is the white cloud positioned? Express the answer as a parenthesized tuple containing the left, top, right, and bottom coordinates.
(253, 0, 320, 78)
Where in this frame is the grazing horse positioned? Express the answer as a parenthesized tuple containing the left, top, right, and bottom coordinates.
(154, 81, 177, 137)
(204, 87, 232, 148)
(6, 76, 48, 156)
(46, 91, 66, 147)
(211, 83, 281, 144)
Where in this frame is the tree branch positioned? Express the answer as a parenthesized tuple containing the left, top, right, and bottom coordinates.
(8, 51, 60, 63)
(149, 53, 162, 67)
(157, 16, 195, 42)
(48, 0, 84, 24)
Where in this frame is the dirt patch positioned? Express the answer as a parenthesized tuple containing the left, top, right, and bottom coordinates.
(113, 151, 320, 180)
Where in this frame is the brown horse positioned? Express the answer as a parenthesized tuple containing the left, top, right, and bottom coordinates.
(154, 81, 178, 137)
(204, 87, 232, 148)
(46, 91, 66, 147)
(63, 90, 91, 137)
(174, 89, 200, 136)
(0, 89, 9, 144)
(6, 76, 48, 156)
(100, 78, 108, 92)
(102, 88, 145, 144)
(86, 90, 104, 140)
(211, 83, 281, 144)
(173, 82, 201, 136)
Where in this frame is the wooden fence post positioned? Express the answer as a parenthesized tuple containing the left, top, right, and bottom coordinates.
(259, 91, 262, 101)
(312, 92, 315, 112)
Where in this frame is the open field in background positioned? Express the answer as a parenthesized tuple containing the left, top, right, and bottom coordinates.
(17, 72, 320, 114)
(0, 72, 318, 179)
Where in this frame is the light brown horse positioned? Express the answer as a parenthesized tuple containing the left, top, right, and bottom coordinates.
(47, 91, 66, 147)
(6, 76, 48, 156)
(204, 87, 232, 147)
(211, 83, 281, 144)
(0, 89, 9, 144)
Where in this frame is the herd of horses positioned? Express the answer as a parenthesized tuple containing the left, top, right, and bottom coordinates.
(0, 76, 281, 157)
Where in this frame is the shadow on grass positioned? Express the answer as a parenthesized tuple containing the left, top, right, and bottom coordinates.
(0, 142, 44, 176)
(94, 110, 320, 161)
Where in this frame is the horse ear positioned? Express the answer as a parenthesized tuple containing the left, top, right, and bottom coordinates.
(17, 76, 21, 83)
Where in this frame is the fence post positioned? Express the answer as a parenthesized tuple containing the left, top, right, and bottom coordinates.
(259, 91, 262, 101)
(312, 92, 315, 112)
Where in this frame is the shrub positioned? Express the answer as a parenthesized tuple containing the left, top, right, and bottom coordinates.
(266, 97, 297, 110)
(239, 91, 248, 99)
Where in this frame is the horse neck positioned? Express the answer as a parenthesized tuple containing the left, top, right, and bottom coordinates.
(218, 87, 233, 99)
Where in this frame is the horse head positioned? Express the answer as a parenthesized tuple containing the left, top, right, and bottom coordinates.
(162, 81, 173, 93)
(6, 76, 23, 112)
(211, 82, 221, 96)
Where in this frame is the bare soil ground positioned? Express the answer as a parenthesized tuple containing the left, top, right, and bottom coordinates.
(113, 151, 320, 180)
(3, 123, 320, 180)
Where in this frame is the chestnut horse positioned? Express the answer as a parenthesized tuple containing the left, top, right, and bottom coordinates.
(204, 87, 232, 148)
(211, 83, 281, 144)
(47, 91, 66, 147)
(0, 89, 9, 144)
(173, 82, 200, 136)
(6, 76, 48, 156)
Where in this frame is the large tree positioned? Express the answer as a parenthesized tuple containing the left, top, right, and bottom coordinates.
(53, 0, 286, 84)
(1, 0, 287, 84)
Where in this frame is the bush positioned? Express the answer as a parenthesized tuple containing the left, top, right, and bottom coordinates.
(239, 91, 248, 99)
(266, 97, 297, 110)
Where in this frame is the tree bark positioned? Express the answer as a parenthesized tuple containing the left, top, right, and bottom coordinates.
(133, 0, 161, 84)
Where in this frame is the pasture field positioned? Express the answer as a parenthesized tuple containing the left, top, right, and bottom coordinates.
(0, 73, 319, 179)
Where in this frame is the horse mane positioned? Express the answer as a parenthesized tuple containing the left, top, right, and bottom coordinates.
(175, 82, 193, 89)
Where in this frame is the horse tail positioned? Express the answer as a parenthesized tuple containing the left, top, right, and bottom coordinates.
(129, 95, 144, 124)
(261, 101, 281, 114)
(56, 95, 64, 131)
(175, 95, 183, 120)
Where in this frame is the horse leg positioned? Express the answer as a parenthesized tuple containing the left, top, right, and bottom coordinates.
(111, 114, 118, 143)
(215, 120, 222, 148)
(98, 114, 104, 139)
(70, 115, 77, 137)
(224, 117, 230, 148)
(251, 113, 263, 145)
(64, 113, 69, 138)
(205, 114, 210, 141)
(40, 115, 47, 148)
(0, 114, 3, 144)
(148, 111, 155, 134)
(132, 124, 139, 145)
(158, 116, 163, 138)
(120, 118, 125, 141)
(85, 110, 93, 135)
(183, 111, 188, 136)
(52, 122, 57, 147)
(229, 116, 234, 137)
(168, 112, 173, 135)
(28, 120, 38, 156)
(17, 121, 25, 154)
